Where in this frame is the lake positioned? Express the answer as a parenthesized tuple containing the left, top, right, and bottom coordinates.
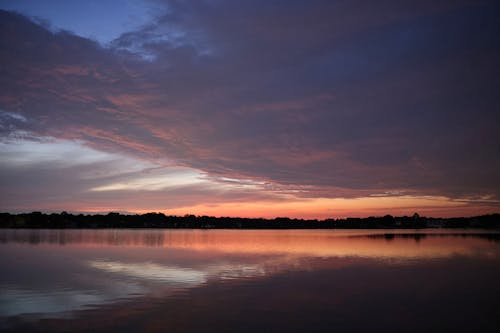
(1, 229, 499, 332)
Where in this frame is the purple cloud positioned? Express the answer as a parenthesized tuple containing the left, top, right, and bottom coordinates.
(0, 1, 499, 216)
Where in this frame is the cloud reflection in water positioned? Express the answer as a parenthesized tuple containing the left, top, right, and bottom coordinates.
(1, 229, 499, 321)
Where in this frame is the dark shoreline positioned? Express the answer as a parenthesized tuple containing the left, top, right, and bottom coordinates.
(1, 212, 499, 229)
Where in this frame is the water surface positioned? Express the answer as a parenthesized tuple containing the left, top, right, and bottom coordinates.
(1, 229, 499, 332)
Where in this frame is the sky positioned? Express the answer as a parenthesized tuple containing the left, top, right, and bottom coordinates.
(0, 0, 499, 218)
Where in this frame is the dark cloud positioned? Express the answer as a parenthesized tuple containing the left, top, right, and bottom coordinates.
(0, 0, 500, 214)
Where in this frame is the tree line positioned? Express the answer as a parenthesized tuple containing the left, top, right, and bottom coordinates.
(0, 212, 499, 229)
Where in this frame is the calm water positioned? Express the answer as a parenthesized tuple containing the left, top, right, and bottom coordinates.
(0, 229, 499, 332)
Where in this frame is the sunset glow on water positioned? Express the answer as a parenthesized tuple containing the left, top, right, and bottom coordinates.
(1, 229, 499, 332)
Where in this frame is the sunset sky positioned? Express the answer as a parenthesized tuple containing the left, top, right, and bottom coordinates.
(0, 0, 499, 218)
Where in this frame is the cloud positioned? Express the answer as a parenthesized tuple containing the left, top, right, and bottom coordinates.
(0, 130, 289, 213)
(0, 1, 500, 216)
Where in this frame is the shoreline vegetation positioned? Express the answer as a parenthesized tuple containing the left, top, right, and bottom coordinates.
(0, 212, 499, 229)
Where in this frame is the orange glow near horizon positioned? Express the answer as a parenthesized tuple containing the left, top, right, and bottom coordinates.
(122, 195, 498, 219)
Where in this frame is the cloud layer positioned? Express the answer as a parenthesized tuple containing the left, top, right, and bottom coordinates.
(1, 1, 499, 217)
